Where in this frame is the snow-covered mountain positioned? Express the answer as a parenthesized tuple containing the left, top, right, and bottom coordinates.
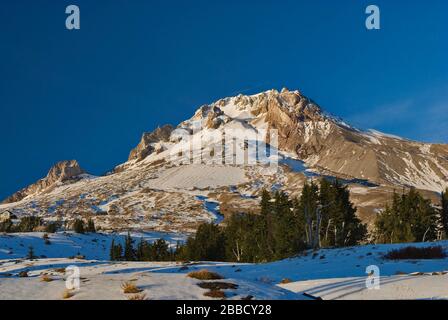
(1, 89, 447, 232)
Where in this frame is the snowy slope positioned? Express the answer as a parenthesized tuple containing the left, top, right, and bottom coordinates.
(0, 234, 447, 300)
(0, 231, 186, 260)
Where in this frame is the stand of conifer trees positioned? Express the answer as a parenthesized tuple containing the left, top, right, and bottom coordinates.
(109, 232, 177, 261)
(109, 183, 448, 263)
(374, 188, 441, 243)
(178, 179, 367, 263)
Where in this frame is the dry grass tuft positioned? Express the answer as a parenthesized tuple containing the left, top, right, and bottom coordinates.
(121, 281, 143, 294)
(18, 271, 29, 278)
(62, 289, 75, 299)
(197, 282, 237, 290)
(204, 290, 226, 299)
(187, 269, 223, 280)
(127, 293, 147, 300)
(280, 278, 293, 284)
(40, 274, 53, 282)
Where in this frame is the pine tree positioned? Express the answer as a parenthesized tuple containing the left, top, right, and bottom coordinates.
(326, 180, 367, 247)
(86, 218, 96, 233)
(441, 189, 448, 238)
(136, 238, 146, 261)
(115, 243, 123, 261)
(123, 232, 135, 261)
(297, 181, 319, 249)
(27, 246, 35, 260)
(0, 218, 13, 233)
(18, 216, 42, 232)
(110, 239, 116, 261)
(259, 189, 276, 259)
(151, 239, 170, 261)
(184, 223, 225, 261)
(272, 191, 304, 259)
(225, 213, 261, 262)
(375, 188, 437, 243)
(72, 219, 85, 234)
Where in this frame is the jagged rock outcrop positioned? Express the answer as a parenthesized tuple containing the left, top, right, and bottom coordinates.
(2, 160, 85, 204)
(128, 125, 174, 161)
(0, 210, 12, 222)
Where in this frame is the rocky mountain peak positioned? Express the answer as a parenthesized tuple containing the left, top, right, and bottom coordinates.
(2, 160, 86, 204)
(45, 160, 85, 183)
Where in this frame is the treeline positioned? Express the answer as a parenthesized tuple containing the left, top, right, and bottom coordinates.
(109, 233, 177, 261)
(0, 216, 96, 234)
(374, 188, 448, 243)
(178, 179, 367, 263)
(107, 181, 448, 263)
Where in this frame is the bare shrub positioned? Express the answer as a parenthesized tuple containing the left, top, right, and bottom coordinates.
(40, 274, 53, 282)
(197, 282, 237, 290)
(127, 293, 147, 300)
(121, 281, 143, 294)
(384, 246, 447, 260)
(280, 278, 293, 284)
(62, 289, 74, 299)
(204, 290, 226, 299)
(187, 269, 223, 280)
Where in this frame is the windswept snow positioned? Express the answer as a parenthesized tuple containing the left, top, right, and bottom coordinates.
(0, 233, 447, 300)
(149, 165, 247, 190)
(0, 232, 186, 260)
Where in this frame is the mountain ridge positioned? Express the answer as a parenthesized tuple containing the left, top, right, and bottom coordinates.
(1, 88, 447, 232)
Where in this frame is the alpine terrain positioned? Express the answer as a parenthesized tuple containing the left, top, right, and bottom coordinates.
(1, 88, 448, 232)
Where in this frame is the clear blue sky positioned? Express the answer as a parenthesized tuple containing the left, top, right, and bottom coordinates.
(0, 0, 447, 199)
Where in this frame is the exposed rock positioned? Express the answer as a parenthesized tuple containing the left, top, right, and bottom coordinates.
(0, 210, 12, 222)
(2, 160, 85, 204)
(128, 124, 174, 161)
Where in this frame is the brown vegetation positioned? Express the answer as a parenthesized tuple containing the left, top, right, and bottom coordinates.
(384, 246, 447, 260)
(187, 269, 223, 280)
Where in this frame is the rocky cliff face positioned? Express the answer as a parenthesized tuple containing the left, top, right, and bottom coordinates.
(2, 160, 85, 204)
(128, 125, 174, 162)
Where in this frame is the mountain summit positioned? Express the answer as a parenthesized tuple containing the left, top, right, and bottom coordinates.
(3, 160, 86, 204)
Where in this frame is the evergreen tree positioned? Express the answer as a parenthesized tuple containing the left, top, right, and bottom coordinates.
(136, 238, 147, 261)
(72, 219, 85, 234)
(259, 189, 275, 259)
(44, 222, 58, 233)
(0, 218, 14, 233)
(86, 218, 96, 233)
(441, 189, 448, 238)
(297, 181, 319, 248)
(272, 191, 304, 259)
(225, 213, 261, 262)
(27, 246, 35, 260)
(296, 179, 366, 249)
(321, 179, 367, 247)
(115, 243, 123, 261)
(123, 232, 135, 261)
(110, 239, 117, 261)
(18, 216, 42, 232)
(375, 188, 438, 243)
(183, 223, 225, 261)
(151, 239, 170, 261)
